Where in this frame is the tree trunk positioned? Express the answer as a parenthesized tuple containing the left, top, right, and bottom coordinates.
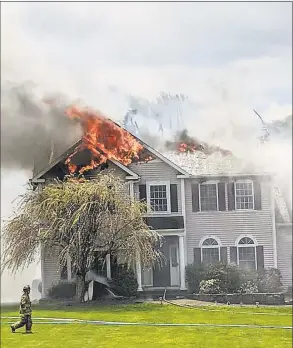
(75, 273, 86, 302)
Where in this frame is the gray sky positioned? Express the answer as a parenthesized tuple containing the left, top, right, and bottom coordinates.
(1, 1, 292, 301)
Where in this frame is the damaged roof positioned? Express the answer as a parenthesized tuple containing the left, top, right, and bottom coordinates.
(163, 151, 267, 176)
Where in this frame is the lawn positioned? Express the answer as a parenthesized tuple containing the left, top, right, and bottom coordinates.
(1, 302, 292, 348)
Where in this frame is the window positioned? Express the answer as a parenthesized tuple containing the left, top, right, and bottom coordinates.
(201, 237, 220, 264)
(235, 181, 254, 210)
(237, 237, 256, 270)
(200, 183, 218, 211)
(146, 181, 170, 213)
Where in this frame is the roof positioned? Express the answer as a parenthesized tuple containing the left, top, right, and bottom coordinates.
(163, 151, 271, 176)
(32, 134, 189, 182)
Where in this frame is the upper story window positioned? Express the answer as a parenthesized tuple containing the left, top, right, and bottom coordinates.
(235, 181, 254, 210)
(146, 181, 171, 213)
(201, 237, 221, 264)
(200, 183, 218, 211)
(237, 237, 256, 270)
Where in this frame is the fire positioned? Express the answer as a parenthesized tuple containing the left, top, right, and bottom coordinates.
(65, 106, 144, 174)
(166, 129, 232, 157)
(179, 142, 232, 156)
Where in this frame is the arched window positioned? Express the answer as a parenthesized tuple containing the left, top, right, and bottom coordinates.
(201, 237, 220, 264)
(237, 237, 256, 269)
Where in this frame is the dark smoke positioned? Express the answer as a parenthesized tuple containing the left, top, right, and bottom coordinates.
(165, 129, 232, 156)
(1, 82, 82, 171)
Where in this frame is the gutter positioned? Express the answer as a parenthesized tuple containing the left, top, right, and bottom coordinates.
(178, 172, 274, 179)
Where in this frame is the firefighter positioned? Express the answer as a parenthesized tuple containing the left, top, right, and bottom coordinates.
(11, 285, 33, 334)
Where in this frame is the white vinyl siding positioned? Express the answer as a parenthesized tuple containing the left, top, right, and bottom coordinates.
(185, 178, 275, 269)
(276, 224, 292, 289)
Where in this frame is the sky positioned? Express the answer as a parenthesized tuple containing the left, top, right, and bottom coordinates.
(1, 1, 292, 302)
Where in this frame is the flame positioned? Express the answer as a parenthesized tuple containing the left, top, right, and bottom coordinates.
(65, 106, 144, 174)
(166, 130, 232, 156)
(178, 141, 232, 156)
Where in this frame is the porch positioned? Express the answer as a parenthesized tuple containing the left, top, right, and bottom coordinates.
(136, 232, 187, 293)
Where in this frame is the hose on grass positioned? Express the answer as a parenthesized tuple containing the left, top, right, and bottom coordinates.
(1, 289, 291, 330)
(1, 318, 291, 330)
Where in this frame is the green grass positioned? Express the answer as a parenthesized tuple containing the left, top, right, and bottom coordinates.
(1, 303, 292, 348)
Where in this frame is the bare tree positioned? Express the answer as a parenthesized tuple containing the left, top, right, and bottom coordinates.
(2, 173, 162, 302)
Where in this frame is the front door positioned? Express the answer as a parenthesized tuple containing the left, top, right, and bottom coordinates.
(169, 244, 180, 286)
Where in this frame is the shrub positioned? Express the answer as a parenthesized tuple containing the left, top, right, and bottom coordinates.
(47, 281, 76, 299)
(186, 263, 205, 293)
(241, 280, 259, 293)
(239, 268, 259, 293)
(111, 264, 138, 297)
(186, 263, 283, 294)
(204, 262, 242, 293)
(186, 262, 242, 293)
(257, 268, 283, 293)
(199, 279, 221, 294)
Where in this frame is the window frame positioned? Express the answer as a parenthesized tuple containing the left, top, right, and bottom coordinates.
(236, 235, 257, 270)
(146, 180, 171, 214)
(199, 180, 219, 212)
(200, 236, 221, 264)
(234, 179, 255, 211)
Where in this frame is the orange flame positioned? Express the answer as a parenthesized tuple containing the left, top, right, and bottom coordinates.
(65, 106, 144, 174)
(178, 141, 232, 156)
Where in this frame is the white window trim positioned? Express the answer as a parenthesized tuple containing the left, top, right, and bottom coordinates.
(146, 180, 171, 214)
(236, 235, 258, 270)
(234, 179, 255, 211)
(199, 181, 219, 212)
(199, 236, 222, 263)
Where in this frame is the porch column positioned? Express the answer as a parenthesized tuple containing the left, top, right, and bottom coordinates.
(66, 253, 72, 281)
(136, 254, 143, 291)
(40, 244, 46, 298)
(179, 236, 187, 290)
(106, 254, 111, 279)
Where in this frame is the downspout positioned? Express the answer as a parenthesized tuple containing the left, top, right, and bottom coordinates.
(180, 178, 187, 266)
(37, 182, 46, 298)
(129, 179, 143, 291)
(40, 244, 46, 299)
(271, 185, 278, 268)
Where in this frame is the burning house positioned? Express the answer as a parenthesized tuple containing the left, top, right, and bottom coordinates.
(31, 106, 292, 298)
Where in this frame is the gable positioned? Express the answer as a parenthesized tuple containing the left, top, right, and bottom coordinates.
(32, 135, 188, 181)
(129, 157, 182, 183)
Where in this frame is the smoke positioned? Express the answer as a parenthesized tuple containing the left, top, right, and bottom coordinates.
(1, 81, 291, 207)
(1, 82, 82, 170)
(121, 91, 292, 206)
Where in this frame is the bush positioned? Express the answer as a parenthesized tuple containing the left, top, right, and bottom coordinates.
(257, 268, 283, 293)
(204, 262, 242, 293)
(241, 280, 259, 293)
(186, 263, 206, 293)
(187, 262, 242, 294)
(111, 264, 138, 297)
(239, 268, 259, 293)
(47, 281, 76, 299)
(199, 279, 221, 294)
(186, 262, 283, 294)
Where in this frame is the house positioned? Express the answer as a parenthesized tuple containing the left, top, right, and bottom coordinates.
(31, 133, 292, 298)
